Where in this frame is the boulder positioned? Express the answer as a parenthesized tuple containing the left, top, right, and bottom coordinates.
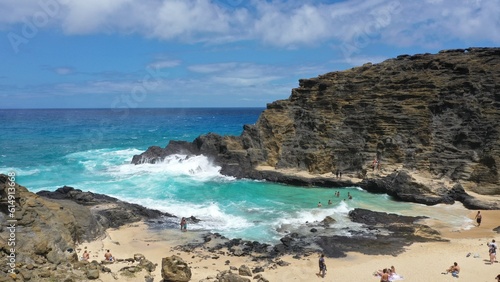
(161, 255, 192, 282)
(86, 269, 99, 279)
(238, 265, 252, 277)
(216, 270, 251, 282)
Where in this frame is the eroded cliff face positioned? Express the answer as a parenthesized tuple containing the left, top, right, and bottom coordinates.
(133, 48, 500, 197)
(243, 48, 500, 195)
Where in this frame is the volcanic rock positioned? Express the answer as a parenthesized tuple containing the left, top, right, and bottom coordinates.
(132, 48, 500, 208)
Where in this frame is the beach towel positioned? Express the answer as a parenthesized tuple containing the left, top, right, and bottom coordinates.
(374, 273, 404, 281)
(390, 274, 404, 281)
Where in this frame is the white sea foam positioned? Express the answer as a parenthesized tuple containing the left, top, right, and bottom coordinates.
(1, 167, 42, 176)
(277, 201, 351, 226)
(105, 154, 231, 182)
(66, 148, 143, 163)
(121, 197, 252, 232)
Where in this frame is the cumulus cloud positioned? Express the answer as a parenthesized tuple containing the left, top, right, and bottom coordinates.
(1, 0, 498, 47)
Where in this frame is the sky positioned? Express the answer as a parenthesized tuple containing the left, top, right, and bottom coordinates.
(0, 0, 499, 109)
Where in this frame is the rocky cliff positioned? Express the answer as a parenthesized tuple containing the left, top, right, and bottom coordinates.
(132, 47, 500, 208)
(0, 174, 172, 281)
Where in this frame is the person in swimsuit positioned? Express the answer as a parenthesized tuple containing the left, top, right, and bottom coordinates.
(475, 211, 482, 226)
(380, 268, 389, 282)
(82, 250, 90, 261)
(104, 250, 114, 262)
(445, 262, 460, 277)
(318, 254, 327, 278)
(488, 239, 497, 264)
(180, 217, 187, 232)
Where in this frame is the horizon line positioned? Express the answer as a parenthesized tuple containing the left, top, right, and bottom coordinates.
(0, 106, 267, 110)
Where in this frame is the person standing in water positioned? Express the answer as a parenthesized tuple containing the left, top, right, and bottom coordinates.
(180, 217, 187, 232)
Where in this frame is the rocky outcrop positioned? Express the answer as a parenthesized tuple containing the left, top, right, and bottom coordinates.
(37, 186, 174, 229)
(184, 209, 444, 261)
(161, 255, 192, 282)
(314, 208, 445, 258)
(0, 174, 171, 281)
(132, 47, 500, 207)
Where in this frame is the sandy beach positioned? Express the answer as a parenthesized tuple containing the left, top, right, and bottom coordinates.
(77, 209, 500, 282)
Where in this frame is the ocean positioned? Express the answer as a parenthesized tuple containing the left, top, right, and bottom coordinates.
(0, 108, 473, 243)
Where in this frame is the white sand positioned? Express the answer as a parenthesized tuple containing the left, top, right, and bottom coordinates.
(78, 209, 500, 282)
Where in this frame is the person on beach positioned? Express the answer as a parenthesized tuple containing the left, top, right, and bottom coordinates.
(444, 262, 460, 277)
(318, 254, 327, 278)
(82, 250, 90, 261)
(475, 211, 482, 226)
(495, 274, 500, 281)
(379, 268, 390, 282)
(104, 250, 114, 262)
(180, 217, 187, 232)
(317, 202, 322, 207)
(328, 199, 332, 205)
(488, 239, 497, 264)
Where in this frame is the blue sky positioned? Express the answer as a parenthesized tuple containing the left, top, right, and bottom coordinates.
(0, 0, 499, 108)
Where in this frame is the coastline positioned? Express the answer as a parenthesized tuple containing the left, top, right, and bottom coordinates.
(78, 209, 500, 282)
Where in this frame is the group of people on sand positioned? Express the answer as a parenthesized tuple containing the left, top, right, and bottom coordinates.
(80, 249, 114, 262)
(475, 211, 498, 265)
(374, 265, 401, 281)
(439, 212, 497, 279)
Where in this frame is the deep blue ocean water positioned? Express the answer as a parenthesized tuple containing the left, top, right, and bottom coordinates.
(0, 108, 473, 243)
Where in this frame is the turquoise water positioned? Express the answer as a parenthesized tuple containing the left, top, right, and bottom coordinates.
(0, 109, 473, 243)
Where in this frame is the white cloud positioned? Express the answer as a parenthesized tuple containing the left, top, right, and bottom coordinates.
(188, 63, 238, 73)
(0, 0, 498, 48)
(148, 60, 181, 69)
(188, 62, 284, 87)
